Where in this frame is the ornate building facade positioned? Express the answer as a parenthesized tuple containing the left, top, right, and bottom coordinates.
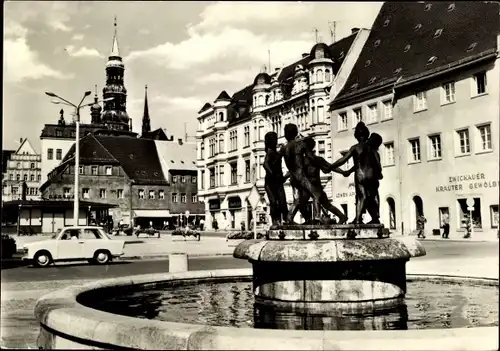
(196, 29, 370, 230)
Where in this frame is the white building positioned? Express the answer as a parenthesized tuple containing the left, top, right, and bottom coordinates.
(196, 29, 370, 230)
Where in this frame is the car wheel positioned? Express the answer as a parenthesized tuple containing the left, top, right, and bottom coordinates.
(34, 251, 52, 268)
(94, 250, 111, 265)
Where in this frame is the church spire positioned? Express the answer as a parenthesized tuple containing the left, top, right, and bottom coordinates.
(142, 85, 151, 135)
(110, 16, 120, 57)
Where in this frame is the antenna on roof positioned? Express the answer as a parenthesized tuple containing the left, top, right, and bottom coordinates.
(312, 28, 319, 43)
(328, 21, 337, 43)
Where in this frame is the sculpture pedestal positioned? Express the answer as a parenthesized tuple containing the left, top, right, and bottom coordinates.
(234, 225, 426, 314)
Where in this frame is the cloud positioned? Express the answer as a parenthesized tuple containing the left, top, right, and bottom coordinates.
(4, 21, 73, 83)
(198, 69, 256, 85)
(65, 45, 103, 58)
(138, 28, 150, 35)
(71, 34, 84, 41)
(49, 20, 72, 32)
(194, 2, 315, 31)
(154, 96, 205, 111)
(127, 27, 311, 71)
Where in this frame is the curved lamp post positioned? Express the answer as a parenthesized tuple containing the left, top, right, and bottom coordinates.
(45, 91, 113, 227)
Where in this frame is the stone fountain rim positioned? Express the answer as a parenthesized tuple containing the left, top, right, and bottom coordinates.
(34, 268, 499, 350)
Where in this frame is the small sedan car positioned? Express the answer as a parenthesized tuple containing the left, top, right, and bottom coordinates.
(22, 226, 125, 267)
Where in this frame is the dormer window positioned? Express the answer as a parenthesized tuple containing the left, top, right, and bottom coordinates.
(466, 42, 477, 52)
(369, 77, 377, 84)
(383, 18, 390, 27)
(447, 3, 455, 11)
(393, 67, 402, 75)
(350, 83, 359, 90)
(374, 39, 381, 47)
(365, 60, 371, 67)
(218, 112, 223, 121)
(434, 29, 443, 38)
(427, 56, 438, 65)
(425, 3, 432, 11)
(414, 24, 422, 31)
(339, 51, 345, 60)
(404, 44, 411, 52)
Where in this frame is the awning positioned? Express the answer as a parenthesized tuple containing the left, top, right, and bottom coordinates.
(133, 210, 171, 218)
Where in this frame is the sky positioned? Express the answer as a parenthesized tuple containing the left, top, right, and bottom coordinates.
(3, 1, 382, 152)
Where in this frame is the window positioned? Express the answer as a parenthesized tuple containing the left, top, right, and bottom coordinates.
(408, 138, 421, 163)
(192, 194, 197, 203)
(56, 149, 62, 160)
(317, 99, 325, 124)
(441, 82, 455, 104)
(244, 126, 250, 147)
(414, 91, 427, 111)
(117, 189, 123, 199)
(456, 129, 470, 155)
(99, 189, 106, 199)
(16, 174, 20, 181)
(229, 130, 238, 151)
(200, 170, 205, 189)
(258, 120, 265, 141)
(180, 176, 186, 183)
(105, 167, 112, 175)
(181, 193, 186, 203)
(12, 187, 18, 195)
(209, 168, 215, 188)
(318, 141, 325, 158)
(384, 142, 395, 166)
(428, 134, 442, 159)
(56, 130, 62, 137)
(82, 188, 90, 199)
(172, 175, 177, 183)
(457, 198, 482, 229)
(47, 149, 53, 160)
(338, 112, 348, 131)
(79, 166, 84, 175)
(472, 72, 487, 96)
(209, 138, 216, 157)
(9, 174, 13, 180)
(149, 190, 155, 199)
(30, 163, 35, 169)
(38, 175, 41, 181)
(218, 134, 224, 153)
(230, 162, 238, 184)
(172, 193, 178, 203)
(91, 166, 98, 175)
(259, 155, 265, 178)
(200, 141, 204, 159)
(219, 165, 225, 186)
(316, 69, 323, 83)
(23, 174, 27, 181)
(138, 189, 145, 199)
(353, 108, 362, 125)
(30, 174, 34, 181)
(339, 151, 352, 171)
(245, 160, 251, 183)
(16, 162, 21, 169)
(81, 229, 102, 240)
(477, 124, 492, 151)
(64, 188, 71, 198)
(491, 205, 499, 228)
(159, 190, 164, 200)
(325, 69, 331, 82)
(191, 176, 196, 183)
(367, 104, 378, 124)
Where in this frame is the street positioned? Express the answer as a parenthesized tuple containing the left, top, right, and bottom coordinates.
(2, 241, 497, 283)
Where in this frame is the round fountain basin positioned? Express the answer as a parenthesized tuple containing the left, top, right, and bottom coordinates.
(34, 269, 499, 350)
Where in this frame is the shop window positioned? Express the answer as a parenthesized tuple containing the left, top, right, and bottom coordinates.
(491, 205, 499, 228)
(457, 198, 482, 229)
(439, 207, 449, 227)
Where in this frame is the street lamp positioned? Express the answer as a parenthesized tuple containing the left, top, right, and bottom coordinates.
(45, 91, 113, 227)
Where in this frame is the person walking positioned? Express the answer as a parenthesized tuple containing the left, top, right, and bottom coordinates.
(442, 215, 450, 239)
(417, 215, 427, 239)
(463, 217, 472, 239)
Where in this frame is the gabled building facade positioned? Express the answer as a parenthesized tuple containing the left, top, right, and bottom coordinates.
(40, 134, 202, 232)
(196, 29, 370, 229)
(330, 1, 500, 237)
(2, 138, 42, 201)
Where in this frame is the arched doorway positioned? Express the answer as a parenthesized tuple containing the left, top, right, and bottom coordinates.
(412, 196, 424, 231)
(386, 197, 396, 230)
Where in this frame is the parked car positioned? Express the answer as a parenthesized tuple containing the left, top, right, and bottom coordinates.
(1, 234, 17, 259)
(22, 226, 125, 268)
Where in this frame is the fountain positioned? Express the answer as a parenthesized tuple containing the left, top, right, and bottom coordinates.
(33, 125, 498, 349)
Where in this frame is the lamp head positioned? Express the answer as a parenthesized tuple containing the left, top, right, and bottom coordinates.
(84, 91, 92, 97)
(45, 92, 57, 97)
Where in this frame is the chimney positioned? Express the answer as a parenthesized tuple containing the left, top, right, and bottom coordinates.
(275, 68, 280, 72)
(19, 138, 23, 144)
(351, 27, 360, 34)
(178, 138, 183, 145)
(302, 53, 308, 58)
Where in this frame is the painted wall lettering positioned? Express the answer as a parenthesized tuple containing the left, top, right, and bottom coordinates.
(436, 173, 498, 192)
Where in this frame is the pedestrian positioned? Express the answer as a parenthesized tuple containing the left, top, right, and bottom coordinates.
(213, 219, 218, 231)
(442, 215, 450, 239)
(463, 217, 472, 239)
(199, 218, 205, 231)
(417, 215, 427, 239)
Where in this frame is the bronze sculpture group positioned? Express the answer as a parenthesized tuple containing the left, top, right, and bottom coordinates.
(264, 122, 383, 226)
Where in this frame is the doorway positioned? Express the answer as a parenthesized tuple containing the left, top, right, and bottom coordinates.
(387, 197, 396, 230)
(412, 196, 424, 231)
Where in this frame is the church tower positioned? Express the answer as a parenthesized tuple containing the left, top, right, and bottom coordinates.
(142, 85, 151, 135)
(101, 17, 130, 131)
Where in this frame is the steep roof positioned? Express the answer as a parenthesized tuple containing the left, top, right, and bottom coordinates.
(227, 85, 254, 126)
(155, 140, 197, 175)
(333, 1, 500, 107)
(215, 90, 231, 101)
(61, 134, 120, 165)
(141, 128, 171, 141)
(40, 123, 105, 139)
(198, 102, 212, 113)
(95, 136, 168, 185)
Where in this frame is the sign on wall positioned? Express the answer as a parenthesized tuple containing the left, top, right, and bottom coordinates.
(436, 173, 498, 192)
